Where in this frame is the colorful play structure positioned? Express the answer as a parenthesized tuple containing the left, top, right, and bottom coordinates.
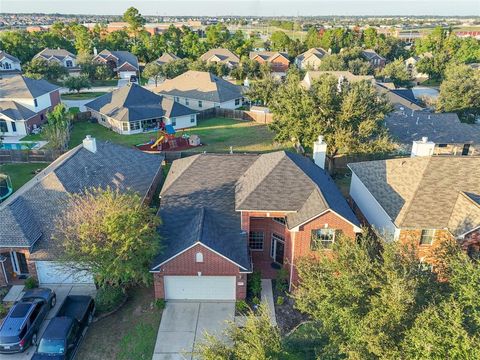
(0, 174, 13, 202)
(136, 124, 201, 152)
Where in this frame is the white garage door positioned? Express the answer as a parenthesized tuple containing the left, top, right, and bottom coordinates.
(164, 276, 236, 300)
(119, 71, 136, 79)
(36, 261, 94, 285)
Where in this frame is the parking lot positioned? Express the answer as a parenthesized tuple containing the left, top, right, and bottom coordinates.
(3, 284, 96, 360)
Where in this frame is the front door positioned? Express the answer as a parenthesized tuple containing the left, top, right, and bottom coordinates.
(10, 251, 29, 275)
(271, 234, 285, 265)
(462, 144, 470, 156)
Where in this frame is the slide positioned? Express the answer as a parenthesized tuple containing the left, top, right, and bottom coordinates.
(151, 135, 165, 149)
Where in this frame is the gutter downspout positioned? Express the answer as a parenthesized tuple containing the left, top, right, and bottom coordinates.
(289, 231, 295, 292)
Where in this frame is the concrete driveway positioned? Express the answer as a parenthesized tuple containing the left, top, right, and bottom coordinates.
(153, 301, 235, 360)
(3, 284, 96, 360)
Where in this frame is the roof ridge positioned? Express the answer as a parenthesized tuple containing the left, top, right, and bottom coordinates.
(160, 154, 202, 195)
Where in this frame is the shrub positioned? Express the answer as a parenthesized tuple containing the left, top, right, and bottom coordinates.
(24, 277, 38, 289)
(154, 298, 166, 310)
(95, 285, 125, 313)
(248, 270, 262, 298)
(236, 300, 249, 314)
(0, 303, 8, 318)
(275, 267, 289, 294)
(276, 296, 285, 306)
(252, 296, 261, 306)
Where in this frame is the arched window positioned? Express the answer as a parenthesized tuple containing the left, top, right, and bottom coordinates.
(66, 60, 73, 67)
(195, 252, 203, 263)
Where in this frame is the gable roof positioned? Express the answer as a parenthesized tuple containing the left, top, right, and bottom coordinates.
(375, 84, 424, 110)
(0, 51, 20, 63)
(249, 51, 289, 62)
(235, 151, 360, 228)
(155, 53, 180, 65)
(296, 47, 329, 62)
(34, 48, 76, 61)
(154, 151, 360, 270)
(385, 108, 480, 145)
(0, 75, 59, 99)
(0, 101, 36, 121)
(200, 48, 240, 64)
(348, 157, 480, 234)
(85, 83, 196, 122)
(95, 50, 139, 69)
(0, 140, 163, 257)
(156, 70, 243, 103)
(362, 49, 386, 61)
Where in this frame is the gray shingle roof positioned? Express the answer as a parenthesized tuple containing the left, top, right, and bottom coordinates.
(156, 70, 243, 103)
(249, 51, 289, 62)
(200, 48, 240, 65)
(153, 151, 360, 270)
(0, 101, 36, 121)
(385, 109, 480, 145)
(0, 75, 59, 99)
(155, 53, 180, 65)
(362, 49, 386, 61)
(84, 83, 196, 122)
(34, 48, 76, 61)
(0, 51, 20, 63)
(96, 50, 139, 69)
(0, 141, 163, 259)
(348, 156, 480, 233)
(296, 48, 329, 62)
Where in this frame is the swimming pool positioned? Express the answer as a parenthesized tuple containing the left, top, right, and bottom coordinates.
(0, 142, 39, 150)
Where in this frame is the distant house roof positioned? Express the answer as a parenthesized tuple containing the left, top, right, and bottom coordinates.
(153, 151, 360, 270)
(0, 100, 36, 121)
(385, 108, 480, 145)
(362, 49, 386, 61)
(85, 83, 197, 122)
(301, 70, 375, 89)
(156, 70, 243, 103)
(249, 51, 289, 62)
(296, 47, 329, 62)
(155, 52, 180, 65)
(0, 51, 20, 63)
(0, 75, 59, 99)
(348, 156, 480, 235)
(375, 84, 424, 110)
(0, 140, 163, 257)
(34, 48, 76, 62)
(200, 48, 240, 65)
(95, 50, 139, 70)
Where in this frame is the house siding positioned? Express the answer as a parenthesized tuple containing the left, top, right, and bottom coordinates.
(161, 94, 243, 111)
(152, 244, 247, 300)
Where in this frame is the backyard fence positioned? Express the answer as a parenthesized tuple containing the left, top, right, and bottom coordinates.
(0, 149, 63, 164)
(197, 107, 274, 124)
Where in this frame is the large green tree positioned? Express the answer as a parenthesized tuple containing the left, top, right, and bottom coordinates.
(381, 58, 412, 87)
(24, 58, 68, 82)
(42, 104, 71, 151)
(54, 188, 161, 288)
(437, 64, 480, 123)
(122, 6, 146, 37)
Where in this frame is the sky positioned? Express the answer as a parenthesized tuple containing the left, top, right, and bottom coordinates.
(0, 0, 479, 16)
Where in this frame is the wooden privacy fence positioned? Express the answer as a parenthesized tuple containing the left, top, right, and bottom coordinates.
(0, 149, 63, 163)
(197, 107, 274, 124)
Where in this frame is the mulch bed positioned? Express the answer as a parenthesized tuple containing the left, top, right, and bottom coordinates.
(135, 137, 204, 152)
(272, 279, 309, 334)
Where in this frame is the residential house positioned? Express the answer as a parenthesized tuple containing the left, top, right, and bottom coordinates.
(301, 70, 375, 90)
(155, 53, 181, 66)
(295, 47, 329, 70)
(93, 49, 139, 79)
(199, 48, 240, 68)
(0, 75, 60, 136)
(33, 48, 80, 75)
(375, 84, 425, 110)
(362, 49, 386, 68)
(0, 51, 22, 75)
(85, 83, 198, 134)
(249, 51, 290, 74)
(151, 142, 361, 300)
(348, 156, 480, 261)
(156, 70, 244, 110)
(405, 55, 430, 83)
(385, 108, 480, 156)
(0, 137, 163, 286)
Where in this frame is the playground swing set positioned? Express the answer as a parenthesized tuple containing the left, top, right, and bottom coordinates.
(136, 123, 201, 152)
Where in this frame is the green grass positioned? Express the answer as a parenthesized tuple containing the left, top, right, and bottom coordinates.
(91, 79, 118, 87)
(69, 117, 287, 153)
(61, 92, 107, 100)
(76, 286, 161, 360)
(0, 162, 49, 192)
(283, 322, 325, 360)
(19, 133, 45, 141)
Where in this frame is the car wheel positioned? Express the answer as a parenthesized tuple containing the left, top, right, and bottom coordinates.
(31, 333, 37, 346)
(50, 295, 56, 308)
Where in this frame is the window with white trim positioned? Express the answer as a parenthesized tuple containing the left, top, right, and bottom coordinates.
(235, 98, 240, 106)
(185, 98, 189, 106)
(249, 231, 264, 250)
(122, 122, 129, 132)
(195, 252, 203, 263)
(174, 96, 180, 102)
(420, 229, 435, 245)
(271, 233, 285, 258)
(190, 114, 195, 123)
(66, 60, 73, 67)
(311, 229, 336, 250)
(273, 217, 286, 225)
(130, 121, 141, 130)
(171, 118, 176, 127)
(34, 99, 38, 107)
(198, 100, 203, 108)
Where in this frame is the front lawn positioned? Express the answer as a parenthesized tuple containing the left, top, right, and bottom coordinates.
(91, 79, 118, 87)
(0, 162, 49, 192)
(61, 91, 107, 100)
(76, 286, 161, 360)
(69, 117, 287, 153)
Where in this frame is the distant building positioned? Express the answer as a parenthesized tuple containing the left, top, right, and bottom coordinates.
(155, 53, 181, 66)
(405, 53, 432, 84)
(93, 49, 139, 79)
(0, 51, 22, 75)
(361, 49, 386, 68)
(33, 48, 78, 72)
(249, 51, 290, 74)
(295, 48, 329, 70)
(200, 48, 240, 68)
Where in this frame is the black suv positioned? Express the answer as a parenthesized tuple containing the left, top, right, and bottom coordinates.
(0, 288, 56, 353)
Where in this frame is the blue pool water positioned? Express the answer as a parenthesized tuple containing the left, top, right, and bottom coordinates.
(0, 142, 39, 150)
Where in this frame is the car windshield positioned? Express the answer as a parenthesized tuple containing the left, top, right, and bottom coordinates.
(37, 339, 65, 354)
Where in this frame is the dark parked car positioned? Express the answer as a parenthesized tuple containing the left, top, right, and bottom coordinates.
(129, 74, 138, 84)
(0, 288, 56, 354)
(32, 295, 95, 360)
